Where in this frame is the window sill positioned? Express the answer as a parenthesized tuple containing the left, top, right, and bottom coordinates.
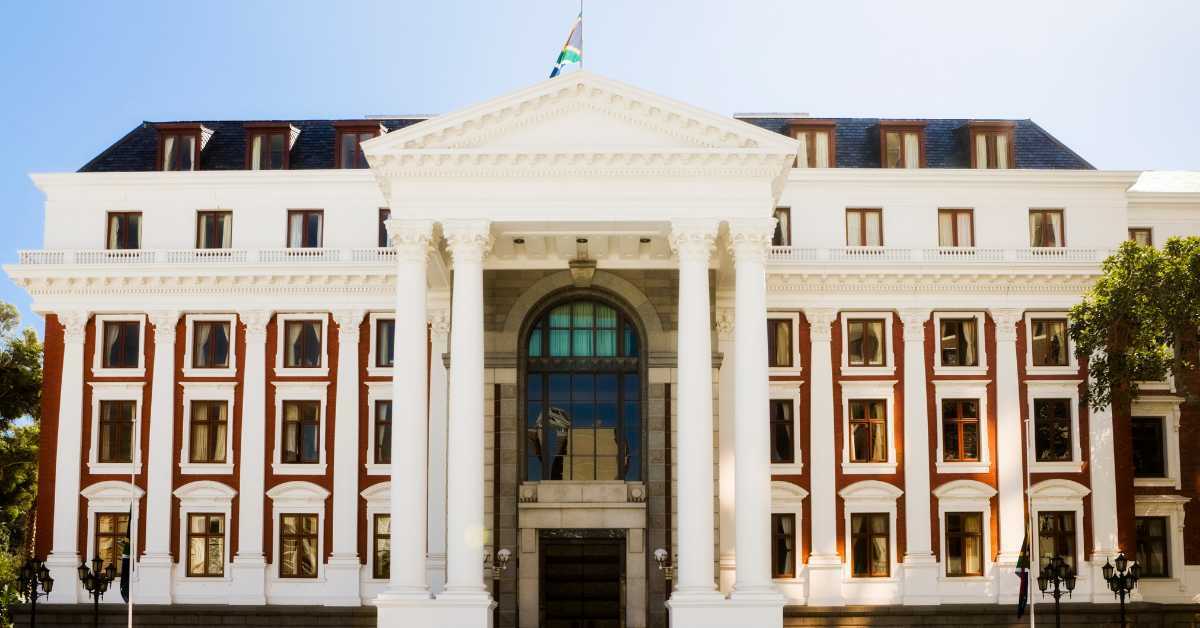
(1025, 366, 1078, 377)
(844, 575, 898, 583)
(365, 463, 391, 476)
(182, 367, 236, 379)
(273, 367, 330, 378)
(1029, 461, 1083, 474)
(271, 463, 328, 476)
(178, 573, 233, 583)
(841, 463, 897, 475)
(769, 366, 803, 377)
(181, 463, 234, 475)
(88, 462, 143, 475)
(841, 366, 895, 378)
(1134, 477, 1178, 488)
(91, 367, 146, 378)
(933, 367, 989, 377)
(771, 463, 804, 476)
(939, 575, 989, 582)
(366, 367, 394, 379)
(935, 462, 990, 474)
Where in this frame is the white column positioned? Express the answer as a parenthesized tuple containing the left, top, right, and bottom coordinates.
(989, 308, 1025, 602)
(231, 309, 270, 605)
(897, 309, 937, 604)
(328, 308, 365, 605)
(727, 219, 786, 621)
(803, 308, 842, 606)
(1088, 393, 1120, 601)
(715, 308, 737, 595)
(138, 310, 180, 604)
(45, 310, 87, 603)
(439, 219, 494, 609)
(666, 218, 723, 609)
(427, 308, 451, 594)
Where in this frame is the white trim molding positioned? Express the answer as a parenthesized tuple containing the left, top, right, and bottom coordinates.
(932, 311, 989, 377)
(838, 480, 903, 588)
(179, 382, 238, 475)
(931, 480, 997, 582)
(81, 480, 145, 584)
(274, 312, 330, 378)
(364, 381, 392, 476)
(839, 380, 898, 475)
(839, 311, 896, 377)
(1024, 380, 1084, 474)
(173, 481, 237, 585)
(365, 312, 396, 378)
(769, 382, 804, 475)
(266, 481, 331, 586)
(767, 311, 803, 376)
(1028, 479, 1090, 580)
(1131, 396, 1184, 490)
(271, 381, 330, 476)
(87, 382, 146, 475)
(91, 313, 147, 377)
(182, 313, 238, 378)
(771, 481, 809, 604)
(361, 482, 390, 583)
(932, 380, 992, 474)
(1023, 311, 1079, 376)
(1133, 494, 1190, 599)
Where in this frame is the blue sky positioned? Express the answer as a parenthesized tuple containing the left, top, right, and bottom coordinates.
(1, 0, 1197, 335)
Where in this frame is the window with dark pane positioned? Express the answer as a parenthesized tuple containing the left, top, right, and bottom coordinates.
(850, 513, 889, 577)
(284, 320, 322, 368)
(106, 212, 142, 250)
(771, 513, 796, 578)
(944, 512, 983, 577)
(373, 514, 391, 579)
(95, 513, 130, 576)
(939, 318, 978, 367)
(767, 319, 793, 368)
(196, 211, 232, 249)
(186, 513, 225, 577)
(378, 208, 391, 247)
(769, 399, 795, 464)
(192, 321, 230, 368)
(375, 318, 395, 368)
(1033, 398, 1072, 462)
(374, 400, 392, 465)
(1136, 516, 1170, 577)
(847, 319, 885, 366)
(941, 399, 981, 462)
(103, 320, 140, 368)
(189, 400, 228, 463)
(772, 208, 791, 246)
(287, 210, 323, 248)
(335, 127, 379, 169)
(282, 400, 320, 464)
(1030, 318, 1069, 367)
(247, 130, 288, 170)
(279, 513, 319, 578)
(849, 399, 887, 463)
(1037, 511, 1076, 573)
(1131, 416, 1166, 478)
(98, 400, 135, 463)
(524, 298, 642, 482)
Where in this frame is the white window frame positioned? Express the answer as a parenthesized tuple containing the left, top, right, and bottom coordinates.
(933, 380, 991, 474)
(88, 382, 145, 475)
(1133, 494, 1189, 584)
(173, 480, 237, 581)
(1025, 380, 1084, 473)
(274, 313, 329, 377)
(92, 314, 147, 377)
(272, 381, 329, 476)
(365, 381, 392, 476)
(1131, 397, 1183, 489)
(366, 313, 396, 378)
(183, 314, 238, 378)
(769, 383, 804, 475)
(840, 380, 898, 474)
(179, 382, 237, 475)
(1028, 479, 1089, 581)
(838, 480, 903, 582)
(81, 480, 144, 592)
(767, 312, 803, 376)
(266, 481, 330, 582)
(361, 482, 391, 582)
(770, 481, 808, 597)
(840, 312, 896, 376)
(931, 479, 996, 580)
(932, 312, 988, 376)
(1024, 312, 1078, 375)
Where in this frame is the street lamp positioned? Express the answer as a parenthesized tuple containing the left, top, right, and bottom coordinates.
(17, 557, 54, 628)
(652, 548, 676, 584)
(1103, 553, 1141, 628)
(78, 557, 117, 628)
(1037, 554, 1076, 628)
(485, 548, 512, 627)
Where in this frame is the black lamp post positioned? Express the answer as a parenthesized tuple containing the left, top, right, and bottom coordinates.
(1037, 554, 1076, 628)
(78, 557, 116, 628)
(17, 557, 54, 628)
(1103, 553, 1141, 628)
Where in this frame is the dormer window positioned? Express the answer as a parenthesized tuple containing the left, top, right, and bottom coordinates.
(245, 123, 298, 170)
(789, 120, 836, 168)
(157, 124, 212, 171)
(334, 122, 385, 169)
(879, 122, 925, 168)
(968, 121, 1016, 169)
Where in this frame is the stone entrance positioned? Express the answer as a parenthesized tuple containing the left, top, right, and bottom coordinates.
(540, 530, 626, 628)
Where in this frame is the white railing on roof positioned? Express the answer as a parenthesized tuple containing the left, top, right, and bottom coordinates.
(73, 249, 159, 265)
(14, 247, 400, 266)
(257, 248, 344, 263)
(350, 247, 396, 263)
(163, 249, 250, 264)
(767, 246, 1110, 264)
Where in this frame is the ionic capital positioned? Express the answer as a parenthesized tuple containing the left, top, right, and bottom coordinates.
(332, 309, 365, 343)
(238, 309, 272, 343)
(714, 309, 735, 340)
(804, 308, 838, 342)
(58, 310, 89, 346)
(428, 309, 451, 340)
(726, 217, 777, 265)
(668, 218, 720, 265)
(989, 308, 1023, 343)
(385, 219, 435, 264)
(148, 310, 181, 344)
(442, 219, 493, 264)
(898, 309, 931, 342)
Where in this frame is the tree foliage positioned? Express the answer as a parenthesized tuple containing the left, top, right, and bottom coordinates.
(0, 303, 40, 625)
(0, 303, 41, 430)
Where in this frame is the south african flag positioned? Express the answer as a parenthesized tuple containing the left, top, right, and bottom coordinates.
(549, 13, 582, 77)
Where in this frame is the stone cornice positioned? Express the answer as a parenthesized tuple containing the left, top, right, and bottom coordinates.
(768, 272, 1099, 296)
(785, 168, 1141, 189)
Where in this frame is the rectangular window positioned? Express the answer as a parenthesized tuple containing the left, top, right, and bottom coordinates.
(195, 211, 232, 249)
(287, 210, 324, 248)
(771, 513, 796, 578)
(939, 318, 978, 367)
(98, 400, 135, 463)
(1033, 398, 1073, 462)
(373, 514, 391, 580)
(106, 212, 142, 250)
(1030, 318, 1069, 367)
(375, 318, 395, 368)
(945, 512, 984, 577)
(970, 124, 1015, 169)
(282, 400, 320, 464)
(283, 320, 323, 368)
(335, 126, 379, 169)
(791, 124, 835, 168)
(769, 400, 795, 464)
(847, 319, 886, 366)
(192, 321, 231, 369)
(186, 513, 225, 577)
(1128, 228, 1153, 247)
(937, 209, 975, 247)
(850, 513, 890, 577)
(189, 401, 228, 463)
(378, 208, 391, 247)
(881, 126, 923, 168)
(772, 207, 791, 246)
(845, 208, 883, 247)
(278, 513, 319, 578)
(247, 130, 288, 170)
(848, 400, 887, 463)
(95, 513, 130, 576)
(374, 400, 392, 465)
(160, 133, 198, 171)
(102, 320, 141, 369)
(1131, 416, 1166, 478)
(942, 399, 981, 462)
(1029, 209, 1065, 247)
(1037, 511, 1076, 573)
(767, 319, 793, 368)
(1136, 516, 1170, 577)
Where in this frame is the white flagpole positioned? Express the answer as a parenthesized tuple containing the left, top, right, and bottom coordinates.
(1023, 416, 1036, 627)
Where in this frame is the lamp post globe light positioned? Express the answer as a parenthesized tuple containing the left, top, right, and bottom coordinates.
(1103, 553, 1141, 628)
(78, 557, 117, 628)
(17, 557, 54, 628)
(1037, 554, 1076, 628)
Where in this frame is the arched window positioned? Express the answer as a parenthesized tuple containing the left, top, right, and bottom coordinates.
(524, 298, 642, 481)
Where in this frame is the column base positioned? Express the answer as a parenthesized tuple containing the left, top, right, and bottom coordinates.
(229, 554, 268, 605)
(805, 555, 844, 606)
(134, 553, 174, 604)
(901, 555, 940, 605)
(426, 553, 448, 595)
(667, 595, 783, 628)
(377, 594, 495, 628)
(323, 554, 363, 606)
(992, 555, 1023, 604)
(44, 552, 80, 603)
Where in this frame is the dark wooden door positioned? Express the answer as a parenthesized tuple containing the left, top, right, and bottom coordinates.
(540, 537, 624, 628)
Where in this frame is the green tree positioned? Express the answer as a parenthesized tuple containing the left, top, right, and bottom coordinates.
(1156, 237, 1200, 406)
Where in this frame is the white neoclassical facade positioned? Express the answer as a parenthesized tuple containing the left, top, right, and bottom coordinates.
(7, 72, 1200, 628)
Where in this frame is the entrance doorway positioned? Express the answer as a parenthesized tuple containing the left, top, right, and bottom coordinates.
(539, 531, 625, 628)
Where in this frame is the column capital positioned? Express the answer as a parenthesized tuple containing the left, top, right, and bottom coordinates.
(804, 308, 838, 342)
(238, 309, 272, 342)
(726, 217, 777, 264)
(428, 308, 451, 340)
(989, 308, 1023, 342)
(148, 310, 181, 343)
(898, 308, 931, 342)
(385, 219, 435, 263)
(668, 218, 720, 264)
(714, 308, 735, 340)
(58, 310, 89, 345)
(443, 219, 493, 264)
(332, 309, 365, 342)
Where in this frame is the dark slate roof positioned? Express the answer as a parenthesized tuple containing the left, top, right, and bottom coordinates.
(737, 117, 1093, 169)
(78, 116, 1093, 172)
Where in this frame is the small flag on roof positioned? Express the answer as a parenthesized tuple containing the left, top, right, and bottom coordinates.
(550, 13, 583, 77)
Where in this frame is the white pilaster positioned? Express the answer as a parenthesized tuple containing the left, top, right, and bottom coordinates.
(715, 308, 736, 595)
(138, 309, 180, 604)
(1088, 395, 1120, 601)
(327, 308, 365, 605)
(427, 308, 451, 594)
(231, 309, 270, 605)
(45, 310, 87, 603)
(897, 309, 937, 604)
(989, 308, 1025, 602)
(803, 307, 842, 606)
